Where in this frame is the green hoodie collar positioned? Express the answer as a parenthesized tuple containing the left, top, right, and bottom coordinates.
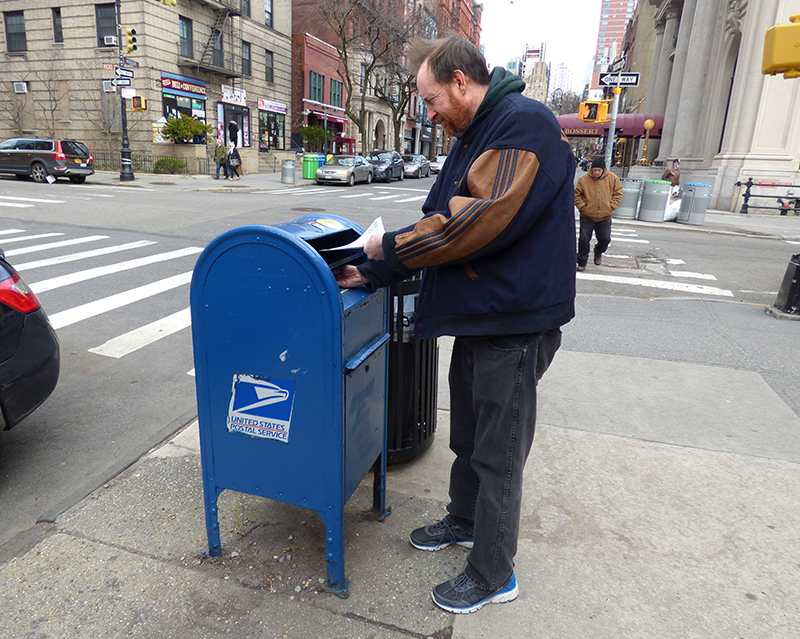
(461, 67, 526, 140)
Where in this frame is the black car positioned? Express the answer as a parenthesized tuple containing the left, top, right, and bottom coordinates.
(0, 250, 60, 458)
(0, 137, 94, 184)
(367, 151, 405, 182)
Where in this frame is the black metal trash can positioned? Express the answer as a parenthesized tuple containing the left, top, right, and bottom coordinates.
(387, 276, 438, 464)
(774, 253, 800, 314)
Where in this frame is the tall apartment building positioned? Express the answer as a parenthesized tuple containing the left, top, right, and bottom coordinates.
(0, 0, 293, 174)
(521, 45, 548, 104)
(590, 0, 637, 90)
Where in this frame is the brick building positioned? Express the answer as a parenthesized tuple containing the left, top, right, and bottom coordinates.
(1, 0, 294, 175)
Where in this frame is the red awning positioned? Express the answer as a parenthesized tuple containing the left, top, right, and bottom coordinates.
(556, 113, 664, 138)
(309, 110, 347, 124)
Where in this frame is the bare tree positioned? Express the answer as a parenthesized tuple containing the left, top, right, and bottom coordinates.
(0, 80, 31, 135)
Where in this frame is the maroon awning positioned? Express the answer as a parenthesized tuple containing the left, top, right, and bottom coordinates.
(556, 113, 664, 138)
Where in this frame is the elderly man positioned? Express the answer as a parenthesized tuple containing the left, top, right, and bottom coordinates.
(335, 36, 576, 613)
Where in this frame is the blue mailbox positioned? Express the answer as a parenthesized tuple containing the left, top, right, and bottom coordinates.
(190, 214, 390, 597)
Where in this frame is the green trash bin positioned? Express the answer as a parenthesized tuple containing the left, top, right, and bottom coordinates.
(303, 154, 318, 180)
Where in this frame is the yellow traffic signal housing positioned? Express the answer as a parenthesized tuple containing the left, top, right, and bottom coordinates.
(160, 0, 177, 5)
(124, 27, 137, 53)
(579, 100, 611, 123)
(131, 96, 148, 111)
(763, 14, 800, 78)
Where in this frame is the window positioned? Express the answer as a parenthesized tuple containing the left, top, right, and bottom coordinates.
(360, 64, 367, 93)
(52, 8, 63, 43)
(95, 3, 116, 47)
(179, 17, 193, 58)
(330, 79, 342, 108)
(212, 30, 223, 67)
(265, 49, 274, 83)
(4, 11, 27, 52)
(241, 41, 251, 76)
(264, 0, 273, 28)
(241, 0, 250, 18)
(310, 71, 324, 102)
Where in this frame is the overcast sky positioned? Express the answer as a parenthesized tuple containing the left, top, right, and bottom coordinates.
(479, 0, 602, 93)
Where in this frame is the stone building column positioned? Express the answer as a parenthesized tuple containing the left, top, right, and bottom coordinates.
(644, 21, 666, 112)
(658, 0, 698, 161)
(670, 0, 721, 162)
(646, 5, 681, 160)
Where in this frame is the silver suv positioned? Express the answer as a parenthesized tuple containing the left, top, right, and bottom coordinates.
(0, 137, 94, 184)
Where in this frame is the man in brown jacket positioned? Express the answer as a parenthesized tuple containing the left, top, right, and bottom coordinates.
(574, 157, 623, 270)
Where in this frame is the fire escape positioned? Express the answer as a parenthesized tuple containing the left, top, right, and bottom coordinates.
(177, 0, 244, 79)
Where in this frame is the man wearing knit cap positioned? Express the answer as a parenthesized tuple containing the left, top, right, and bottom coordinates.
(574, 156, 623, 271)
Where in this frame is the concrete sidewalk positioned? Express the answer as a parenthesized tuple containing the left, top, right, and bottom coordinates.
(2, 323, 800, 638)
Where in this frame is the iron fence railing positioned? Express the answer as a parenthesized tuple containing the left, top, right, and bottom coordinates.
(93, 151, 211, 175)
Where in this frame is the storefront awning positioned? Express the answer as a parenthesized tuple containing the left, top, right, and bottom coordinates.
(556, 113, 664, 138)
(309, 110, 348, 124)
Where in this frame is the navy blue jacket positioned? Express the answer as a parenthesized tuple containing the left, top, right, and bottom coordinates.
(359, 68, 576, 339)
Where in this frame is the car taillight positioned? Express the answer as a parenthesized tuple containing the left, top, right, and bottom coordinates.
(54, 141, 66, 161)
(0, 273, 41, 313)
(88, 153, 94, 163)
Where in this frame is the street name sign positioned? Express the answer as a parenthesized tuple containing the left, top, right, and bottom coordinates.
(122, 57, 140, 68)
(110, 78, 132, 87)
(115, 66, 134, 78)
(598, 72, 640, 87)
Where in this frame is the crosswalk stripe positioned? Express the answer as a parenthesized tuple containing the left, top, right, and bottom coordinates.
(48, 271, 193, 330)
(667, 270, 717, 281)
(0, 233, 64, 243)
(395, 196, 427, 203)
(263, 188, 337, 195)
(13, 240, 156, 270)
(5, 235, 109, 258)
(89, 308, 191, 358)
(0, 201, 34, 208)
(370, 194, 400, 201)
(29, 247, 203, 293)
(0, 229, 26, 236)
(0, 195, 66, 204)
(578, 272, 733, 297)
(340, 193, 373, 199)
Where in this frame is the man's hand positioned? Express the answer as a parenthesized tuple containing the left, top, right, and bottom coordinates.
(333, 264, 368, 288)
(364, 233, 384, 260)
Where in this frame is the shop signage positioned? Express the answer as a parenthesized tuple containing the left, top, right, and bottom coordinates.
(258, 98, 287, 114)
(222, 84, 247, 106)
(161, 73, 206, 97)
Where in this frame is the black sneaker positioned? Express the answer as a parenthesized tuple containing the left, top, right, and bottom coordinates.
(432, 571, 519, 614)
(409, 516, 474, 551)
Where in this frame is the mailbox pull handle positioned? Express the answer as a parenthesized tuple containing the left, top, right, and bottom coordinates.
(344, 332, 390, 374)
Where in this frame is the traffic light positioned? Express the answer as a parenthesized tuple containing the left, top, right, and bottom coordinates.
(578, 100, 611, 123)
(158, 0, 177, 5)
(131, 96, 148, 111)
(124, 27, 137, 53)
(763, 14, 800, 78)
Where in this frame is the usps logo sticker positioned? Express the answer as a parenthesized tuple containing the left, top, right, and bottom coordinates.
(227, 374, 295, 443)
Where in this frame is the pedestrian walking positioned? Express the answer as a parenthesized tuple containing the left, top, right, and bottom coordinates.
(334, 35, 576, 614)
(574, 157, 623, 270)
(226, 141, 241, 181)
(228, 120, 239, 148)
(213, 138, 228, 179)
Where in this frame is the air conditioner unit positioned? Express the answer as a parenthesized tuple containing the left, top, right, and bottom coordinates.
(13, 82, 28, 94)
(104, 35, 118, 46)
(102, 80, 117, 93)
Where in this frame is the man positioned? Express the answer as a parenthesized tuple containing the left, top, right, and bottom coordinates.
(213, 137, 228, 180)
(574, 157, 623, 271)
(334, 36, 576, 613)
(662, 158, 680, 187)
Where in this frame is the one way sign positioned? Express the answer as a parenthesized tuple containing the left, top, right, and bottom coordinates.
(598, 72, 640, 87)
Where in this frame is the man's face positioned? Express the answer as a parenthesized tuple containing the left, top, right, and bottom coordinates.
(417, 62, 472, 138)
(591, 167, 604, 178)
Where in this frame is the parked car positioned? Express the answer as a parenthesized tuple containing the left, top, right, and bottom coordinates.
(402, 154, 431, 179)
(0, 137, 94, 184)
(429, 155, 448, 174)
(367, 151, 404, 182)
(315, 155, 373, 186)
(0, 250, 60, 459)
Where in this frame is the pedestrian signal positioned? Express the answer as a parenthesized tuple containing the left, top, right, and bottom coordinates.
(124, 27, 137, 53)
(763, 14, 800, 78)
(131, 96, 148, 111)
(579, 100, 611, 123)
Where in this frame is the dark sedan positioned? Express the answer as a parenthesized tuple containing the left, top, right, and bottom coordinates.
(402, 154, 431, 178)
(0, 137, 94, 184)
(367, 151, 405, 182)
(0, 251, 60, 459)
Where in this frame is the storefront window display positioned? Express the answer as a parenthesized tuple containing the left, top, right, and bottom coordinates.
(219, 85, 250, 148)
(161, 72, 207, 134)
(258, 99, 286, 151)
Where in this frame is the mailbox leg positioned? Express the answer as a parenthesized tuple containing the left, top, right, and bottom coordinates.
(203, 485, 223, 557)
(320, 509, 349, 598)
